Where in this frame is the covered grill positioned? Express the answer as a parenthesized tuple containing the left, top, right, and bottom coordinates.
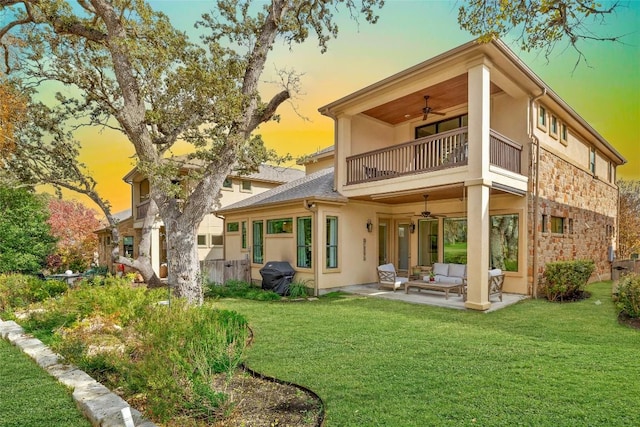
(259, 261, 296, 296)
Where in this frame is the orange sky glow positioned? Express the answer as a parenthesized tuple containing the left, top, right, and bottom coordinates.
(39, 1, 639, 215)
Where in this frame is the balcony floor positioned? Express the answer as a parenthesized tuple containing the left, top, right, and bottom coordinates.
(326, 283, 528, 311)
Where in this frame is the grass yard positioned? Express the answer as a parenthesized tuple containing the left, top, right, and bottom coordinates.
(0, 339, 89, 427)
(215, 281, 640, 426)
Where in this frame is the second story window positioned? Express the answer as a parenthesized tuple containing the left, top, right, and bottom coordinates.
(589, 147, 596, 174)
(139, 179, 150, 201)
(415, 114, 468, 139)
(550, 115, 558, 137)
(560, 123, 568, 144)
(222, 177, 233, 189)
(538, 105, 547, 129)
(241, 180, 252, 192)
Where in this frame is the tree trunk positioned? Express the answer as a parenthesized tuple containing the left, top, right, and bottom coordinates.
(165, 215, 202, 305)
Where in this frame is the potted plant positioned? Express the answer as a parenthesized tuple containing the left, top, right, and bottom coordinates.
(429, 271, 435, 282)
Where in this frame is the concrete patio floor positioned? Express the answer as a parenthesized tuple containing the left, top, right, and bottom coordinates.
(328, 283, 528, 312)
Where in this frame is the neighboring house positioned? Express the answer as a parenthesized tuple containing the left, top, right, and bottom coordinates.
(218, 39, 626, 310)
(95, 160, 304, 276)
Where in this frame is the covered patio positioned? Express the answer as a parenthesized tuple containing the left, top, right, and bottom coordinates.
(329, 283, 528, 312)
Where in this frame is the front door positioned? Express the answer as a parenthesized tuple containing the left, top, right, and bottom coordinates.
(397, 223, 411, 272)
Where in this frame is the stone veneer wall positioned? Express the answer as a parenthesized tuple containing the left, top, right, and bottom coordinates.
(528, 147, 618, 293)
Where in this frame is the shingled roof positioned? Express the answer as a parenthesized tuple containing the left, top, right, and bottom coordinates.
(218, 167, 345, 213)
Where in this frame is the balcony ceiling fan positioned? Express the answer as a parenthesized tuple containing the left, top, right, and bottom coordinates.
(422, 95, 446, 121)
(420, 194, 446, 219)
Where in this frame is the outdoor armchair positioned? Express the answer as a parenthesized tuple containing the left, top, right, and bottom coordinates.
(377, 263, 409, 292)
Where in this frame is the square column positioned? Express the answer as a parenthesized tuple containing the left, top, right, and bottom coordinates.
(465, 61, 492, 311)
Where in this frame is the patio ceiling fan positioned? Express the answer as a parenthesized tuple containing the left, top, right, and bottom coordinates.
(420, 195, 446, 219)
(422, 96, 446, 121)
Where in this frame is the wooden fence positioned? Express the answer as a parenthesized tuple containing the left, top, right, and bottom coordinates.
(200, 258, 251, 284)
(611, 259, 640, 281)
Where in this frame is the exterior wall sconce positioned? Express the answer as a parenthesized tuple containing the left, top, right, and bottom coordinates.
(366, 219, 373, 232)
(410, 221, 416, 233)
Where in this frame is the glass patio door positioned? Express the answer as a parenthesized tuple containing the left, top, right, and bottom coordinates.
(397, 223, 410, 272)
(418, 219, 438, 266)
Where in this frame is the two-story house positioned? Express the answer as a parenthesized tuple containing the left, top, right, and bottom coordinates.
(96, 159, 304, 276)
(217, 39, 626, 310)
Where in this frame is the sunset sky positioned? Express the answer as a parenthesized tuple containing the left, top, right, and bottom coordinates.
(50, 1, 639, 214)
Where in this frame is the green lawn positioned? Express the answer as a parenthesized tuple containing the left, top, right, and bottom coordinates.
(0, 339, 89, 427)
(216, 282, 640, 426)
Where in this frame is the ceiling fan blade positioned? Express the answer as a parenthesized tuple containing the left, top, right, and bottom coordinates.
(431, 111, 446, 116)
(422, 113, 428, 121)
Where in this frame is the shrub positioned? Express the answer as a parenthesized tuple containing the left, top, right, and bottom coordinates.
(541, 260, 595, 301)
(288, 281, 311, 298)
(124, 300, 249, 421)
(205, 280, 281, 301)
(614, 273, 640, 318)
(0, 274, 68, 313)
(22, 278, 166, 342)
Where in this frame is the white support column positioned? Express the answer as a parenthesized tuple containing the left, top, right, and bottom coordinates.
(465, 61, 492, 311)
(151, 224, 161, 276)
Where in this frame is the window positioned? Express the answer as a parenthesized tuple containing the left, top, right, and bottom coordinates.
(139, 179, 150, 201)
(550, 216, 564, 234)
(252, 221, 263, 264)
(241, 180, 252, 192)
(490, 214, 519, 272)
(560, 123, 568, 144)
(227, 222, 239, 232)
(326, 216, 338, 268)
(197, 234, 208, 246)
(443, 218, 467, 264)
(542, 214, 548, 233)
(550, 115, 558, 137)
(415, 114, 468, 139)
(211, 235, 223, 246)
(297, 217, 312, 268)
(123, 236, 134, 258)
(417, 219, 438, 266)
(222, 177, 233, 189)
(241, 221, 247, 249)
(538, 105, 547, 129)
(589, 147, 596, 174)
(267, 218, 293, 234)
(105, 236, 111, 246)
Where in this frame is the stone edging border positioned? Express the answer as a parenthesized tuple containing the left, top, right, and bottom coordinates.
(0, 318, 156, 427)
(2, 317, 327, 427)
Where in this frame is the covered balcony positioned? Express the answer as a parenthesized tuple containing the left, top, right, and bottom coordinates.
(346, 127, 522, 185)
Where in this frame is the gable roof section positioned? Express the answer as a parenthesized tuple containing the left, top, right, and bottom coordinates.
(236, 164, 305, 183)
(123, 156, 304, 184)
(218, 167, 345, 213)
(318, 38, 625, 166)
